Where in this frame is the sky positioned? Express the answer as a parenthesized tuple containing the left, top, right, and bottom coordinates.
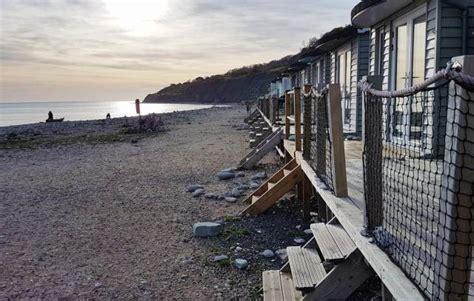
(0, 0, 359, 102)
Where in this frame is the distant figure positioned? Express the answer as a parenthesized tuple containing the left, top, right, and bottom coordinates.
(246, 103, 251, 115)
(47, 111, 53, 121)
(106, 113, 111, 119)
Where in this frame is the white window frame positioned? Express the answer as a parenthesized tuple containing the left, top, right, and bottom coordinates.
(389, 3, 427, 146)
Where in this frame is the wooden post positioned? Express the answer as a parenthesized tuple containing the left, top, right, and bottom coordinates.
(327, 84, 348, 197)
(302, 175, 312, 220)
(315, 91, 326, 178)
(285, 92, 291, 140)
(294, 87, 302, 151)
(435, 55, 474, 300)
(303, 85, 312, 160)
(362, 76, 383, 231)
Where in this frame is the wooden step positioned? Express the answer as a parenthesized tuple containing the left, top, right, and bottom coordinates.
(241, 159, 301, 215)
(311, 223, 356, 262)
(286, 246, 326, 291)
(263, 270, 302, 301)
(283, 169, 291, 176)
(252, 195, 259, 204)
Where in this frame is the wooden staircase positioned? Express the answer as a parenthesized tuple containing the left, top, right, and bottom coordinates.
(241, 159, 302, 216)
(244, 110, 260, 123)
(263, 220, 373, 301)
(238, 129, 283, 170)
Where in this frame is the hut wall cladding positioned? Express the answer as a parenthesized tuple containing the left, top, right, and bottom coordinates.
(356, 32, 370, 135)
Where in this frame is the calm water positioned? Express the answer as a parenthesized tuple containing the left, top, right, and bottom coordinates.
(0, 101, 217, 127)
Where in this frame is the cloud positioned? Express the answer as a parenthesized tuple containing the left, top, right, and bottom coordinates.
(0, 0, 359, 101)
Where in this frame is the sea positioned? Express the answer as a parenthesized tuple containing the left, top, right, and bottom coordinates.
(0, 101, 218, 127)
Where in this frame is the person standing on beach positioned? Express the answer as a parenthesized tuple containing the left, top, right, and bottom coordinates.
(47, 111, 53, 120)
(246, 103, 251, 115)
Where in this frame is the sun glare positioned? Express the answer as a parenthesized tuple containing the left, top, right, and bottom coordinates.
(103, 0, 169, 36)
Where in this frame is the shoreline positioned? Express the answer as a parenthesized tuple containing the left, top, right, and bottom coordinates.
(0, 103, 231, 129)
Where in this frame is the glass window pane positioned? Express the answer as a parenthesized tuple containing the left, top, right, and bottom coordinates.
(412, 17, 426, 85)
(338, 54, 345, 85)
(346, 51, 351, 92)
(396, 24, 407, 90)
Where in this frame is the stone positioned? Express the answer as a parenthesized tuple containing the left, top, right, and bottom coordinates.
(221, 167, 237, 173)
(192, 189, 205, 197)
(294, 238, 306, 244)
(193, 222, 223, 237)
(187, 184, 204, 193)
(250, 182, 260, 189)
(213, 255, 229, 262)
(234, 246, 243, 252)
(234, 258, 248, 270)
(304, 229, 313, 235)
(260, 250, 274, 258)
(275, 249, 287, 261)
(225, 197, 237, 203)
(251, 172, 267, 180)
(238, 184, 250, 191)
(217, 171, 235, 180)
(231, 188, 241, 198)
(236, 172, 245, 177)
(204, 193, 218, 200)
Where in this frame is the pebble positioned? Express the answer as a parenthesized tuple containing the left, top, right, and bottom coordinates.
(231, 188, 241, 197)
(204, 193, 218, 200)
(250, 182, 260, 189)
(193, 222, 223, 237)
(217, 171, 235, 180)
(251, 172, 267, 180)
(213, 255, 229, 262)
(260, 249, 274, 258)
(237, 184, 249, 191)
(187, 184, 204, 192)
(234, 258, 248, 270)
(234, 246, 243, 252)
(192, 189, 205, 197)
(294, 238, 306, 244)
(236, 172, 245, 177)
(225, 197, 237, 203)
(304, 229, 313, 235)
(275, 249, 288, 261)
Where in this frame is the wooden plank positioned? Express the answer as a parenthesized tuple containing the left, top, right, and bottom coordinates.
(294, 151, 425, 300)
(280, 272, 303, 301)
(285, 92, 291, 140)
(287, 246, 326, 290)
(326, 223, 356, 257)
(263, 270, 284, 301)
(327, 84, 348, 197)
(239, 129, 282, 169)
(294, 88, 302, 151)
(302, 175, 312, 220)
(311, 223, 345, 261)
(303, 250, 373, 301)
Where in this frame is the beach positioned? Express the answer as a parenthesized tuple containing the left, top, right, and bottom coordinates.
(0, 105, 313, 299)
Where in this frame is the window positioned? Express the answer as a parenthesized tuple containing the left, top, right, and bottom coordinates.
(391, 6, 427, 143)
(337, 49, 352, 125)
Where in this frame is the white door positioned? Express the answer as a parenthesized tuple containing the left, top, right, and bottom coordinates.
(391, 5, 427, 145)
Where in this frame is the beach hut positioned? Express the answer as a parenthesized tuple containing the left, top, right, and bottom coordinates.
(351, 0, 474, 146)
(309, 25, 370, 136)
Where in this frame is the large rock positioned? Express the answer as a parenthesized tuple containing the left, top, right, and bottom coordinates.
(217, 171, 235, 180)
(193, 222, 223, 237)
(234, 258, 248, 270)
(187, 184, 203, 192)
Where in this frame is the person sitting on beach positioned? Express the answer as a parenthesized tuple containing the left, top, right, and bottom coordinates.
(47, 111, 53, 121)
